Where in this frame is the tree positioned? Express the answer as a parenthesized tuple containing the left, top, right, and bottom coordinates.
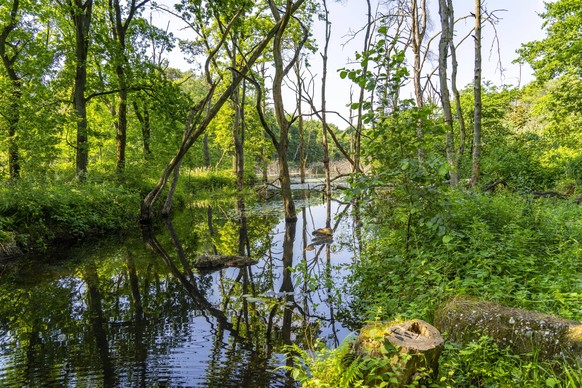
(57, 0, 94, 180)
(437, 0, 458, 185)
(0, 0, 23, 179)
(0, 0, 59, 180)
(518, 0, 582, 83)
(470, 0, 482, 187)
(106, 0, 151, 173)
(258, 0, 309, 222)
(141, 0, 307, 222)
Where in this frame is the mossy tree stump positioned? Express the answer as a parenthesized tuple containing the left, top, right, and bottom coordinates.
(351, 319, 444, 386)
(434, 297, 582, 364)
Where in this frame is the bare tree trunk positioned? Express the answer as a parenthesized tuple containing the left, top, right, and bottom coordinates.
(295, 60, 306, 183)
(471, 0, 482, 187)
(411, 0, 427, 161)
(353, 0, 373, 174)
(448, 0, 466, 164)
(438, 0, 459, 185)
(411, 0, 427, 109)
(321, 0, 332, 228)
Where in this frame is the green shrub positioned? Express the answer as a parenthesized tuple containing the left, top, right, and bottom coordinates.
(0, 179, 140, 252)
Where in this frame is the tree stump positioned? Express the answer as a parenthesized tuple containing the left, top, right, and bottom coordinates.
(351, 319, 444, 386)
(434, 296, 582, 364)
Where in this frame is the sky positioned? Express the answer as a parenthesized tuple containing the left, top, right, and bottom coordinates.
(151, 0, 550, 127)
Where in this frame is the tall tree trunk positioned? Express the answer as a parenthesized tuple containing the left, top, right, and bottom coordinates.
(0, 0, 21, 179)
(115, 65, 128, 172)
(449, 0, 466, 166)
(471, 0, 482, 187)
(295, 60, 306, 183)
(0, 0, 22, 179)
(267, 0, 307, 222)
(353, 0, 373, 174)
(411, 0, 427, 109)
(411, 0, 427, 160)
(230, 36, 244, 190)
(109, 0, 151, 174)
(438, 0, 459, 185)
(68, 0, 94, 180)
(321, 0, 332, 228)
(74, 66, 89, 179)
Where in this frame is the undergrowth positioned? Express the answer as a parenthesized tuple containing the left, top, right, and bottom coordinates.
(290, 189, 582, 387)
(0, 167, 239, 255)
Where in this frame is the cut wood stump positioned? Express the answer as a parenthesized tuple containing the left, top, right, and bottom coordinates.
(192, 254, 257, 270)
(434, 296, 582, 364)
(351, 319, 444, 386)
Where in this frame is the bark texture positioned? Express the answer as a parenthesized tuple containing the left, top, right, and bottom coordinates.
(352, 319, 444, 385)
(435, 297, 582, 364)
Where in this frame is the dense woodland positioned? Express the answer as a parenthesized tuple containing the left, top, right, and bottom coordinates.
(1, 0, 581, 386)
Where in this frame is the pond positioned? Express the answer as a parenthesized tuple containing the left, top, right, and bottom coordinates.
(0, 190, 362, 387)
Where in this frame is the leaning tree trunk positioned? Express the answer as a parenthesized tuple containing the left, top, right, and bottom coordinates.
(471, 0, 482, 187)
(141, 1, 306, 223)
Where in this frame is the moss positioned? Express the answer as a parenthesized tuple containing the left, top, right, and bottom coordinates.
(435, 296, 582, 364)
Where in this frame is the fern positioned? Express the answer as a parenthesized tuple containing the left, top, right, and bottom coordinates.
(340, 355, 365, 388)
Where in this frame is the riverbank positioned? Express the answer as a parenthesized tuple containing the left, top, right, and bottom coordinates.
(296, 189, 582, 386)
(0, 168, 240, 259)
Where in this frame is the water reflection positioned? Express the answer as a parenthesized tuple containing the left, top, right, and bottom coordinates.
(0, 193, 359, 387)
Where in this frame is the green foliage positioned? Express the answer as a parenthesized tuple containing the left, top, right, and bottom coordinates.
(438, 337, 582, 387)
(284, 338, 422, 388)
(518, 0, 582, 82)
(346, 190, 582, 322)
(0, 177, 140, 251)
(183, 168, 237, 193)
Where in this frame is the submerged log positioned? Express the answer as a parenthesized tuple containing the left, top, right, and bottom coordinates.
(351, 319, 444, 386)
(434, 297, 582, 363)
(192, 254, 257, 270)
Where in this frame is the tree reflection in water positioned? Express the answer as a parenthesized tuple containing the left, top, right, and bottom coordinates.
(0, 193, 359, 387)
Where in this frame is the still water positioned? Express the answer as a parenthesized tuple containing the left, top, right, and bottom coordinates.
(0, 191, 361, 387)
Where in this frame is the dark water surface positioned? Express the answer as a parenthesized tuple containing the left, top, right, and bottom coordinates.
(0, 192, 361, 387)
